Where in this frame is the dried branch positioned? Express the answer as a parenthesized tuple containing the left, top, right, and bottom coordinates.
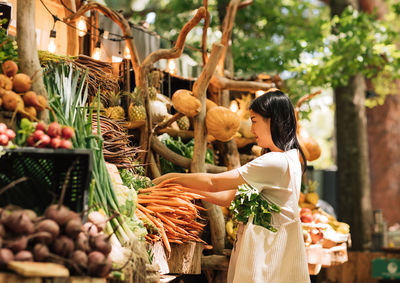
(238, 0, 254, 9)
(294, 90, 322, 120)
(210, 73, 273, 92)
(153, 113, 184, 132)
(202, 1, 210, 66)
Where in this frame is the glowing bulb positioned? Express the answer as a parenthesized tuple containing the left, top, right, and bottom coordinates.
(256, 90, 264, 97)
(77, 17, 87, 37)
(167, 59, 177, 74)
(92, 47, 101, 60)
(230, 100, 238, 113)
(48, 29, 57, 53)
(124, 45, 131, 59)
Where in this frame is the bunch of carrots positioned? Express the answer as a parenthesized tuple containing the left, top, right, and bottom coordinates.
(136, 181, 207, 253)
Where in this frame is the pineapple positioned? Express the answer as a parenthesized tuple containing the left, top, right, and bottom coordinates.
(148, 86, 157, 100)
(177, 116, 190, 130)
(104, 92, 125, 120)
(128, 88, 147, 121)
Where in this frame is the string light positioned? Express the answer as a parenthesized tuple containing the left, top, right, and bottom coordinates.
(167, 59, 177, 74)
(124, 45, 131, 59)
(230, 100, 238, 113)
(77, 16, 87, 37)
(256, 90, 264, 97)
(48, 29, 57, 53)
(92, 40, 102, 60)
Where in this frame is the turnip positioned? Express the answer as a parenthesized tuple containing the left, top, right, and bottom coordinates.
(0, 248, 14, 267)
(88, 211, 107, 232)
(33, 243, 50, 262)
(0, 74, 12, 90)
(23, 91, 42, 108)
(0, 123, 6, 134)
(36, 219, 60, 241)
(12, 73, 32, 93)
(60, 139, 73, 149)
(4, 211, 35, 235)
(61, 126, 75, 140)
(52, 236, 74, 258)
(65, 218, 83, 239)
(75, 232, 90, 252)
(2, 60, 18, 77)
(15, 250, 33, 261)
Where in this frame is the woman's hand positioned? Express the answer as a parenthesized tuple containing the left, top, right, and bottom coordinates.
(152, 173, 179, 185)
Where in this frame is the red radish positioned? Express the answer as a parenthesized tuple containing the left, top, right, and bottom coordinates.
(13, 73, 32, 93)
(61, 126, 75, 139)
(36, 122, 47, 132)
(0, 134, 8, 146)
(38, 134, 51, 148)
(0, 123, 6, 134)
(5, 129, 16, 140)
(33, 130, 45, 141)
(15, 250, 33, 262)
(1, 60, 18, 77)
(27, 135, 35, 146)
(47, 122, 61, 138)
(60, 139, 73, 149)
(23, 91, 41, 108)
(50, 137, 61, 149)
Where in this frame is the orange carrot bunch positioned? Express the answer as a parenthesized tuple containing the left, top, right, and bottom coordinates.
(136, 181, 207, 253)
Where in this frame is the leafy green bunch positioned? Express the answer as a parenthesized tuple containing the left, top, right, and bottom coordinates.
(0, 20, 18, 64)
(229, 183, 281, 232)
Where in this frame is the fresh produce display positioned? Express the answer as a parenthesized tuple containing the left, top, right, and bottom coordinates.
(0, 21, 18, 63)
(0, 122, 16, 146)
(104, 91, 125, 121)
(0, 204, 112, 277)
(206, 106, 240, 142)
(229, 183, 281, 232)
(0, 60, 47, 121)
(128, 88, 147, 122)
(172, 89, 201, 117)
(136, 181, 207, 253)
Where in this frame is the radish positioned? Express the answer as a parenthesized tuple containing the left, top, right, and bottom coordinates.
(0, 123, 6, 134)
(5, 129, 16, 140)
(0, 134, 8, 146)
(50, 137, 61, 149)
(1, 60, 18, 77)
(60, 139, 73, 149)
(37, 134, 51, 148)
(47, 122, 62, 138)
(36, 122, 47, 132)
(61, 126, 75, 140)
(0, 248, 14, 267)
(33, 130, 45, 141)
(12, 73, 32, 93)
(27, 135, 35, 146)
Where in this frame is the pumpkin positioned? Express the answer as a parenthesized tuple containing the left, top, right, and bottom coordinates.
(297, 125, 321, 161)
(172, 89, 201, 117)
(206, 106, 240, 142)
(206, 99, 217, 111)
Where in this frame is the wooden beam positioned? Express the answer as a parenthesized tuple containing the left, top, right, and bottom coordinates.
(201, 255, 229, 271)
(211, 73, 273, 92)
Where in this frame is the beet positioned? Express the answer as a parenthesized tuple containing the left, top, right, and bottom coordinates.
(4, 236, 28, 252)
(82, 222, 98, 237)
(0, 209, 9, 224)
(75, 232, 90, 252)
(23, 209, 37, 221)
(71, 250, 88, 268)
(33, 243, 50, 262)
(89, 234, 112, 256)
(52, 236, 74, 258)
(44, 205, 72, 226)
(65, 218, 83, 239)
(36, 219, 60, 240)
(87, 251, 106, 276)
(5, 211, 34, 235)
(0, 224, 5, 238)
(12, 73, 32, 93)
(0, 248, 14, 267)
(15, 250, 33, 262)
(1, 60, 18, 77)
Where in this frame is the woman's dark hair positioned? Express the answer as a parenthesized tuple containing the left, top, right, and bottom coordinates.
(250, 89, 307, 170)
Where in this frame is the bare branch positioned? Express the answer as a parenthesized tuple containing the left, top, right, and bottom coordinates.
(210, 73, 274, 92)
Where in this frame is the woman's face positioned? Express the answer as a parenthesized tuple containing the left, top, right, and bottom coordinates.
(250, 110, 273, 149)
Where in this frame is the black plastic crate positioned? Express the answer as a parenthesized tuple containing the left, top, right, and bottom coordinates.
(0, 147, 93, 214)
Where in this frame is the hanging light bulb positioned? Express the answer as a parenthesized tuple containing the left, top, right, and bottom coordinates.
(77, 17, 87, 37)
(92, 41, 101, 60)
(124, 45, 131, 59)
(48, 29, 57, 53)
(167, 59, 177, 74)
(230, 100, 238, 113)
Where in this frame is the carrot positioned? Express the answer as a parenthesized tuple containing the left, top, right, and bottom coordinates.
(162, 214, 190, 225)
(169, 239, 183, 244)
(155, 213, 177, 228)
(160, 226, 171, 253)
(138, 194, 170, 200)
(193, 204, 207, 211)
(146, 205, 176, 213)
(137, 203, 155, 215)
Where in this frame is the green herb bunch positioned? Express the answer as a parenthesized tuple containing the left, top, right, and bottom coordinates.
(0, 20, 18, 63)
(229, 184, 281, 232)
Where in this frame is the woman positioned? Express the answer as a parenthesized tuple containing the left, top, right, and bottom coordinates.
(153, 90, 310, 283)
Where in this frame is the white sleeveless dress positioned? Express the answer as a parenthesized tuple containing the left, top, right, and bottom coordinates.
(227, 149, 310, 283)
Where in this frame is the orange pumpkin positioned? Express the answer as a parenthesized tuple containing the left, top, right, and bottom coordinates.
(172, 89, 201, 117)
(297, 125, 321, 161)
(206, 106, 240, 142)
(206, 98, 218, 111)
